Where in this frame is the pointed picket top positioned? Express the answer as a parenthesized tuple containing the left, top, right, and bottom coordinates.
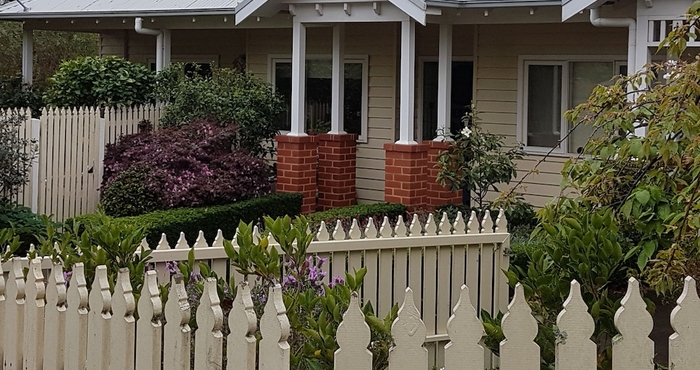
(232, 229, 240, 246)
(424, 213, 437, 236)
(139, 238, 149, 254)
(164, 274, 190, 330)
(46, 262, 66, 305)
(213, 230, 225, 248)
(252, 225, 261, 242)
(259, 284, 291, 370)
(228, 282, 257, 370)
(481, 210, 494, 233)
(394, 215, 408, 238)
(613, 277, 654, 370)
(89, 266, 111, 315)
(112, 268, 135, 320)
(164, 275, 191, 370)
(500, 283, 539, 370)
(54, 241, 61, 253)
(193, 231, 208, 249)
(111, 268, 135, 370)
(67, 263, 88, 308)
(316, 221, 330, 241)
(467, 211, 480, 234)
(453, 211, 466, 235)
(26, 257, 45, 303)
(41, 107, 48, 117)
(332, 220, 345, 241)
(444, 285, 484, 370)
(29, 243, 35, 252)
(495, 209, 508, 233)
(156, 234, 170, 250)
(194, 278, 224, 370)
(7, 257, 25, 302)
(389, 288, 427, 370)
(348, 219, 362, 240)
(437, 212, 450, 235)
(669, 276, 700, 370)
(335, 292, 372, 370)
(365, 218, 379, 239)
(379, 216, 391, 238)
(138, 270, 162, 323)
(409, 214, 422, 236)
(555, 281, 596, 368)
(175, 232, 189, 250)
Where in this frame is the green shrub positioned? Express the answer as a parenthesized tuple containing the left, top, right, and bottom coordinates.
(0, 76, 44, 116)
(154, 64, 284, 158)
(1, 112, 38, 201)
(306, 203, 408, 226)
(0, 201, 46, 254)
(101, 167, 160, 217)
(70, 193, 303, 247)
(44, 56, 154, 107)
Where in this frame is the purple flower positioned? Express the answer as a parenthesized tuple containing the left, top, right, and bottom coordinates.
(164, 261, 179, 275)
(63, 271, 73, 286)
(190, 272, 202, 282)
(283, 274, 297, 288)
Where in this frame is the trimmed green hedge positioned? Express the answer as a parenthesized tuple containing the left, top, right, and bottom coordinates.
(70, 193, 302, 247)
(307, 203, 408, 226)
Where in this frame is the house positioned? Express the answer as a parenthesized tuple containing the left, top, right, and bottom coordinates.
(0, 0, 692, 213)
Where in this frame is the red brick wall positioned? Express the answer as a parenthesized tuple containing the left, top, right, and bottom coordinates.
(275, 135, 318, 214)
(384, 143, 429, 209)
(425, 140, 462, 209)
(317, 134, 357, 211)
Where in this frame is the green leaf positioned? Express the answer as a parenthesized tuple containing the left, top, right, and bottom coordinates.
(635, 190, 651, 206)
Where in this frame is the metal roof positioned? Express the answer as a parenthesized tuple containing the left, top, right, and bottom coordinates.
(0, 0, 241, 19)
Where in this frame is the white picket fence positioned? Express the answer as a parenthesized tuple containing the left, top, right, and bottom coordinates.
(1, 255, 699, 369)
(5, 105, 164, 221)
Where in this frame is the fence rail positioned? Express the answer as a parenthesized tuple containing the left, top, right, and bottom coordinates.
(4, 105, 164, 221)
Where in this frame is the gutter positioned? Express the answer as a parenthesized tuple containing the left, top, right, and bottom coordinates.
(589, 7, 636, 76)
(134, 17, 166, 72)
(424, 0, 560, 8)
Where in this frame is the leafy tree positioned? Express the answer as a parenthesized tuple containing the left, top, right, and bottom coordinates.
(44, 56, 154, 107)
(155, 64, 285, 158)
(0, 112, 37, 202)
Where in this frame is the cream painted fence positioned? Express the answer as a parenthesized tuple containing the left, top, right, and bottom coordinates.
(1, 253, 699, 369)
(4, 105, 164, 221)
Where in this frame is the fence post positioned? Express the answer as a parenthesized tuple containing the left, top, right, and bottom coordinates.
(30, 118, 40, 214)
(96, 117, 106, 202)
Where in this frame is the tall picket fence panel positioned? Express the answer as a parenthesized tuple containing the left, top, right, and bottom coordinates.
(1, 105, 164, 221)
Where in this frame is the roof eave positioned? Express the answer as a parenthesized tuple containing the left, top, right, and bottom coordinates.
(424, 0, 561, 8)
(0, 8, 237, 20)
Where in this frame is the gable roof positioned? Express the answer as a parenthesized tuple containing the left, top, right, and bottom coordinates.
(0, 0, 240, 19)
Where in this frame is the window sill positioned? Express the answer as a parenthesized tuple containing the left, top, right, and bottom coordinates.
(523, 147, 580, 159)
(276, 130, 367, 144)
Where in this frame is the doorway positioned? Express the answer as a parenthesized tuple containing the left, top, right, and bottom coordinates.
(421, 61, 474, 140)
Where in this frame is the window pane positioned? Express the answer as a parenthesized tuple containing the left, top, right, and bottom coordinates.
(527, 64, 562, 148)
(421, 61, 474, 141)
(569, 62, 613, 153)
(274, 61, 364, 136)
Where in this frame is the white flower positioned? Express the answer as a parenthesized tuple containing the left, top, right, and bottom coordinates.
(663, 72, 672, 80)
(664, 59, 678, 68)
(461, 126, 472, 138)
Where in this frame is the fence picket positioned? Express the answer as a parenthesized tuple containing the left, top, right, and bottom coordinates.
(136, 270, 163, 370)
(444, 285, 484, 370)
(669, 276, 700, 370)
(65, 263, 88, 370)
(335, 292, 372, 370)
(87, 265, 112, 369)
(613, 277, 654, 370)
(43, 263, 66, 370)
(500, 283, 539, 370)
(4, 258, 25, 370)
(0, 261, 5, 362)
(555, 281, 596, 370)
(259, 284, 290, 370)
(227, 282, 257, 370)
(389, 288, 428, 370)
(22, 258, 45, 370)
(194, 278, 224, 370)
(110, 268, 136, 370)
(164, 274, 191, 370)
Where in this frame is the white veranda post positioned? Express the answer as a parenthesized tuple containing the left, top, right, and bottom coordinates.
(22, 25, 33, 84)
(330, 24, 346, 135)
(397, 19, 417, 145)
(290, 20, 308, 136)
(436, 23, 453, 141)
(160, 29, 172, 69)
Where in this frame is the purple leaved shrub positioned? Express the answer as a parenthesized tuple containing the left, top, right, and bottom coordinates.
(101, 120, 271, 217)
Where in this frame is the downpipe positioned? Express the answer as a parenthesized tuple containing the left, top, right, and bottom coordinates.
(134, 17, 164, 71)
(589, 7, 636, 77)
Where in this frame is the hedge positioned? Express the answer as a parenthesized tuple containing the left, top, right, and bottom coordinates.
(306, 203, 408, 227)
(70, 193, 303, 247)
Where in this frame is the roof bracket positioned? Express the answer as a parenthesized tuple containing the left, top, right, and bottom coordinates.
(373, 2, 381, 15)
(343, 3, 351, 16)
(315, 4, 323, 16)
(289, 4, 296, 16)
(645, 0, 653, 8)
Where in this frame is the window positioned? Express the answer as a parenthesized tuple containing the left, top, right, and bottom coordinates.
(521, 59, 626, 153)
(421, 61, 473, 140)
(273, 57, 368, 141)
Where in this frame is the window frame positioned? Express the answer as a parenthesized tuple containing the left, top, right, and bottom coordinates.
(517, 55, 627, 155)
(269, 54, 370, 143)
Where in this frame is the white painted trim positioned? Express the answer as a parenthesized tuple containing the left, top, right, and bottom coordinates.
(398, 19, 417, 145)
(270, 54, 369, 143)
(22, 27, 33, 84)
(330, 24, 346, 135)
(235, 0, 270, 25)
(516, 55, 627, 154)
(147, 55, 221, 68)
(290, 20, 308, 137)
(288, 2, 410, 23)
